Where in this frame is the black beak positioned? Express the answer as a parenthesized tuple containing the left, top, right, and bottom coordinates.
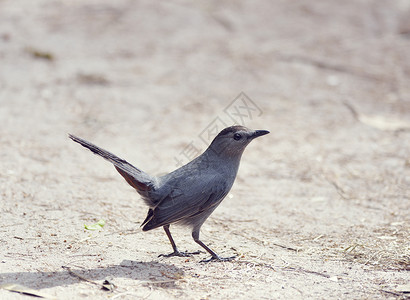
(251, 130, 270, 139)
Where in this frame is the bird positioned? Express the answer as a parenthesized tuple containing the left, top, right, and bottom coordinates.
(69, 125, 269, 262)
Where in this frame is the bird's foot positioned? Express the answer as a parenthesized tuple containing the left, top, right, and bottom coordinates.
(200, 255, 237, 263)
(159, 250, 202, 258)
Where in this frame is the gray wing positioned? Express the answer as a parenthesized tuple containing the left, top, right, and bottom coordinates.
(142, 178, 229, 231)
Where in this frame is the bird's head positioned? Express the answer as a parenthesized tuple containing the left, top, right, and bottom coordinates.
(208, 125, 269, 158)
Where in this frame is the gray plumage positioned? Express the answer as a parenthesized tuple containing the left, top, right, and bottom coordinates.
(69, 125, 269, 261)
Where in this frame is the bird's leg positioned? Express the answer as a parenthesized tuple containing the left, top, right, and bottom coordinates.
(192, 230, 236, 263)
(158, 225, 201, 258)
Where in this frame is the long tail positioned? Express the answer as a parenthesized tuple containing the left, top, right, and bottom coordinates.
(69, 134, 156, 192)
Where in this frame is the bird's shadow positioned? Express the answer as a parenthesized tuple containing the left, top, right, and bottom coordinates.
(0, 260, 183, 291)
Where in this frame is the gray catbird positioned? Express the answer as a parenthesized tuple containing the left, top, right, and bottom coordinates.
(69, 125, 269, 261)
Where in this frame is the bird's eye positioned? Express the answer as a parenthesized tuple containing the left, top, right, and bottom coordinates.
(233, 133, 242, 140)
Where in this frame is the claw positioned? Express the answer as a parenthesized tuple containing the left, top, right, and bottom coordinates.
(159, 250, 202, 258)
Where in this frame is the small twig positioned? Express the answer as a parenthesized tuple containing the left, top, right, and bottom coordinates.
(62, 266, 113, 291)
(364, 250, 386, 265)
(379, 289, 404, 297)
(62, 266, 99, 286)
(285, 266, 331, 279)
(143, 279, 179, 285)
(313, 234, 324, 241)
(214, 218, 257, 223)
(234, 260, 275, 270)
(324, 176, 349, 200)
(342, 101, 360, 121)
(271, 242, 300, 252)
(344, 243, 361, 253)
(68, 254, 100, 258)
(299, 268, 331, 278)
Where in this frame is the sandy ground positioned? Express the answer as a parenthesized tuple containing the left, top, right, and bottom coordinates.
(1, 0, 409, 299)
